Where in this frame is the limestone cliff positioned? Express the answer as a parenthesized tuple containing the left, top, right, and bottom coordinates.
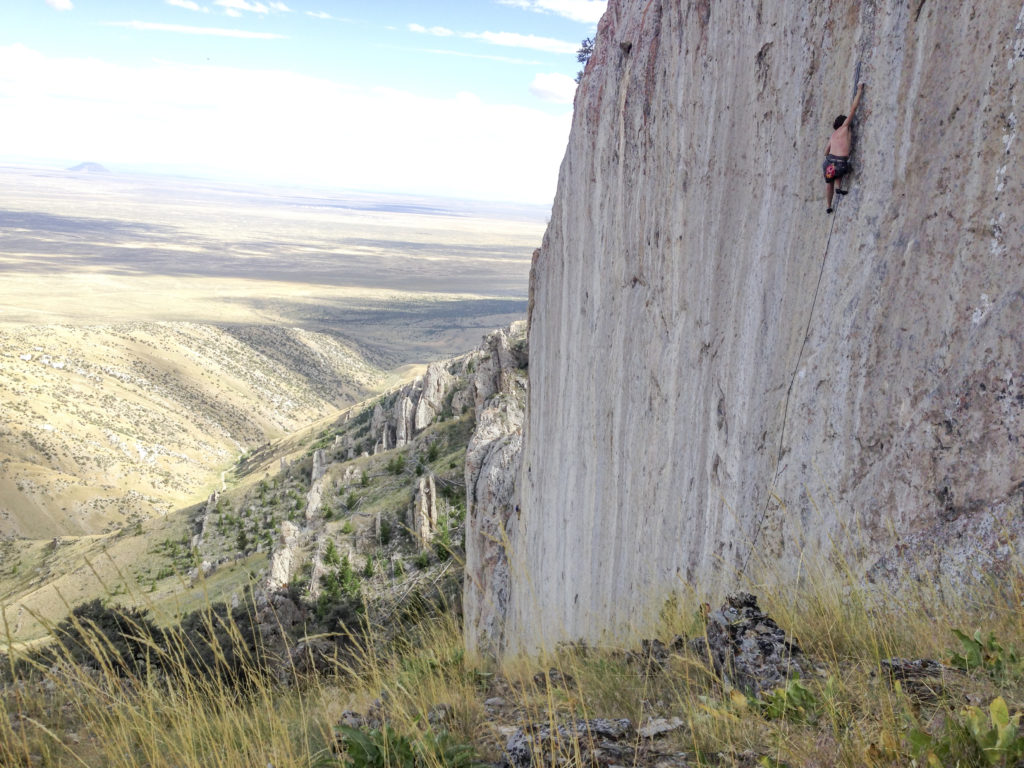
(471, 0, 1024, 654)
(463, 325, 528, 655)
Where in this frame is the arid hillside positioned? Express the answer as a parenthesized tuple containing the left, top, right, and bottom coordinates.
(0, 167, 543, 539)
(0, 321, 389, 538)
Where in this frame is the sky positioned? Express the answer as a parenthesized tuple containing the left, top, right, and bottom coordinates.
(0, 0, 607, 204)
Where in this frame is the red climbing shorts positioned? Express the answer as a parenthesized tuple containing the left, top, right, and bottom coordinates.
(823, 154, 851, 181)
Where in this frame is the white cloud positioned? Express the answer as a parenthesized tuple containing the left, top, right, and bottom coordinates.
(499, 0, 607, 24)
(268, 2, 290, 11)
(417, 48, 542, 66)
(529, 72, 576, 103)
(408, 23, 455, 37)
(215, 0, 269, 14)
(465, 30, 577, 54)
(45, 0, 73, 10)
(306, 10, 332, 19)
(104, 21, 286, 39)
(410, 24, 576, 54)
(166, 0, 205, 11)
(0, 44, 570, 203)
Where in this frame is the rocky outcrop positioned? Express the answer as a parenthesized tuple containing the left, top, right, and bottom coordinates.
(304, 449, 328, 522)
(394, 394, 417, 448)
(464, 324, 528, 656)
(410, 474, 439, 547)
(693, 593, 805, 696)
(369, 362, 459, 453)
(415, 363, 454, 430)
(307, 534, 330, 600)
(371, 403, 390, 454)
(266, 520, 300, 591)
(470, 322, 527, 418)
(190, 491, 218, 549)
(468, 0, 1024, 655)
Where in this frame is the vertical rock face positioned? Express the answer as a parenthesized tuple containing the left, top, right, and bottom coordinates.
(305, 449, 328, 522)
(464, 393, 525, 656)
(307, 534, 330, 600)
(472, 321, 528, 418)
(486, 0, 1024, 654)
(394, 395, 417, 447)
(463, 323, 529, 656)
(371, 403, 390, 454)
(415, 363, 454, 430)
(266, 520, 300, 592)
(411, 474, 439, 547)
(190, 491, 218, 549)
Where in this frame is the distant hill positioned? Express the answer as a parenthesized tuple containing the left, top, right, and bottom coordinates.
(67, 162, 109, 173)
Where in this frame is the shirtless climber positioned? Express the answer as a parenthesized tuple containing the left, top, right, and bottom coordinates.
(823, 81, 865, 213)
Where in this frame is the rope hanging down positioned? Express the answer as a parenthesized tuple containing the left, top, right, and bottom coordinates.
(739, 57, 863, 576)
(739, 186, 841, 577)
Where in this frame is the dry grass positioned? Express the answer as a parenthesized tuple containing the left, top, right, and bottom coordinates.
(3, 557, 1023, 767)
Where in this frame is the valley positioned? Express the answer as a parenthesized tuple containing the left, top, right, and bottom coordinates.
(0, 165, 542, 539)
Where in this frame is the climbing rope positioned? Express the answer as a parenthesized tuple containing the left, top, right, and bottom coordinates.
(738, 55, 865, 577)
(739, 196, 840, 577)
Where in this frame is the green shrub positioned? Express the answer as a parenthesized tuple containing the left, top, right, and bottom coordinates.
(433, 523, 452, 563)
(330, 725, 484, 768)
(324, 538, 341, 567)
(32, 599, 164, 678)
(758, 678, 819, 724)
(907, 696, 1024, 767)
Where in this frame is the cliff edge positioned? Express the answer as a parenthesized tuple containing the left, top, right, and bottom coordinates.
(467, 0, 1024, 654)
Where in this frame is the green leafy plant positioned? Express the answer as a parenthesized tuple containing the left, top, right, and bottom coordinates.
(433, 522, 452, 562)
(907, 696, 1024, 767)
(964, 697, 1024, 765)
(949, 629, 1023, 681)
(758, 679, 819, 724)
(331, 725, 484, 768)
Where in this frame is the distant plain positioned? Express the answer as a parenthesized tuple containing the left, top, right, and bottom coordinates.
(0, 165, 543, 357)
(0, 165, 544, 537)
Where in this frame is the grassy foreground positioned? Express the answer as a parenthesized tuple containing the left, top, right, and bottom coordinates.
(2, 561, 1023, 768)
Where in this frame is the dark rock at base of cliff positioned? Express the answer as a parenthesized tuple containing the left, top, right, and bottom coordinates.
(689, 592, 804, 696)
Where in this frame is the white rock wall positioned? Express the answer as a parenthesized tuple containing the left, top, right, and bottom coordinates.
(491, 0, 1024, 654)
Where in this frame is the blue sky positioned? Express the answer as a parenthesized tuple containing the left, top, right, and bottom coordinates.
(0, 0, 606, 203)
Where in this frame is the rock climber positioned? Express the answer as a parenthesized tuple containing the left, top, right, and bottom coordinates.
(823, 81, 865, 213)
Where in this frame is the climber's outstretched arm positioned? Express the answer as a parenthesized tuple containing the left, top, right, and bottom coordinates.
(844, 82, 865, 127)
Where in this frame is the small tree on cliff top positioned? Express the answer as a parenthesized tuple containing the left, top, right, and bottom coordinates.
(575, 36, 594, 83)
